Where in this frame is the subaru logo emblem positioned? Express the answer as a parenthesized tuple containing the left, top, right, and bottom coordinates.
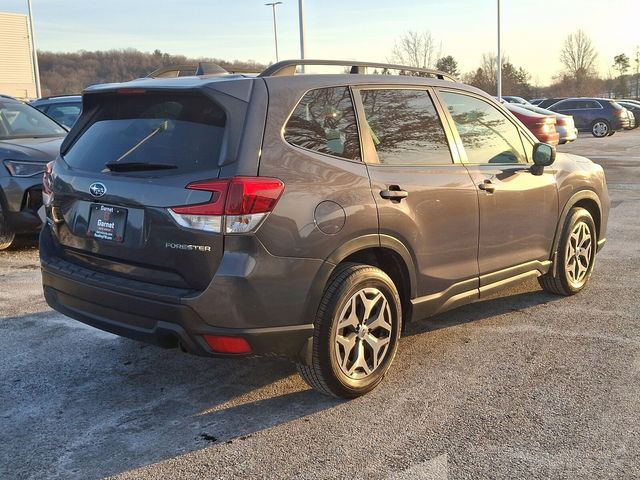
(89, 182, 107, 198)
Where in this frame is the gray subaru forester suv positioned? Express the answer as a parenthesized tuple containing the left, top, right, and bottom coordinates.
(40, 60, 609, 398)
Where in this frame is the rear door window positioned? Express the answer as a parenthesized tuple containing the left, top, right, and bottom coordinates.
(360, 89, 452, 165)
(555, 100, 577, 110)
(63, 92, 226, 174)
(284, 87, 361, 161)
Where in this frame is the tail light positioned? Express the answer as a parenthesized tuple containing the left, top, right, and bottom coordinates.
(43, 161, 54, 196)
(540, 118, 556, 134)
(168, 176, 284, 234)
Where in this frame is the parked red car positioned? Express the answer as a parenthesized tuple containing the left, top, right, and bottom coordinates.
(504, 103, 560, 146)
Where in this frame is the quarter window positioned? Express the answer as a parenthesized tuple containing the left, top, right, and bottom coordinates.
(284, 87, 361, 161)
(360, 89, 452, 165)
(439, 91, 527, 164)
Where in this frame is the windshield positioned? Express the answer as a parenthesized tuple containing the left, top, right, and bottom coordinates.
(62, 92, 226, 175)
(0, 100, 67, 140)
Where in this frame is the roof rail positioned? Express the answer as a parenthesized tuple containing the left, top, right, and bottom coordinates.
(259, 59, 456, 81)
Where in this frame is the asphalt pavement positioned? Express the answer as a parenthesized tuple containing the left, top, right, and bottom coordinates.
(1, 130, 639, 479)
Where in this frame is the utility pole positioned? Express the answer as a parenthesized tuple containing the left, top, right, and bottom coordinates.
(635, 46, 639, 99)
(265, 2, 282, 62)
(27, 0, 41, 98)
(496, 0, 501, 100)
(298, 0, 306, 72)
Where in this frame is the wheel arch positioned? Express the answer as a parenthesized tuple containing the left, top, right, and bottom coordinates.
(550, 190, 602, 266)
(303, 234, 417, 332)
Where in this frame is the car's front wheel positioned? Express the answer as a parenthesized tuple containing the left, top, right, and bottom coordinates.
(591, 120, 610, 137)
(297, 263, 402, 398)
(539, 207, 596, 296)
(0, 202, 16, 250)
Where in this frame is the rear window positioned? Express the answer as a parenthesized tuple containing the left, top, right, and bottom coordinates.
(63, 93, 225, 174)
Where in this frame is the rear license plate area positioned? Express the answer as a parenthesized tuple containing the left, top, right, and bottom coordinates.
(87, 204, 127, 242)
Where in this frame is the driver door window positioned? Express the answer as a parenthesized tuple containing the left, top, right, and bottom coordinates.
(439, 91, 527, 164)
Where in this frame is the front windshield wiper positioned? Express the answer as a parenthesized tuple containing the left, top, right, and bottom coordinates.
(103, 161, 178, 172)
(0, 134, 65, 140)
(112, 120, 171, 164)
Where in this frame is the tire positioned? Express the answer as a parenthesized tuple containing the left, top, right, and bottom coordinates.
(0, 202, 16, 251)
(538, 207, 597, 296)
(297, 263, 402, 398)
(591, 120, 610, 137)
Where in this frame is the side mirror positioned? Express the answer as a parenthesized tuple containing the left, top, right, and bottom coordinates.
(532, 143, 556, 167)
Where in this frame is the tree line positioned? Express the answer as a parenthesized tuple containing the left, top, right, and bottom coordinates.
(37, 49, 265, 96)
(37, 32, 638, 100)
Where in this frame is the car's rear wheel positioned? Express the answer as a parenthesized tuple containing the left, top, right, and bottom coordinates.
(591, 120, 610, 137)
(297, 263, 402, 398)
(539, 207, 596, 296)
(0, 202, 16, 250)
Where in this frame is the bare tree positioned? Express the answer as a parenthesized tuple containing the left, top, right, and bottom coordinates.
(559, 30, 599, 93)
(389, 31, 437, 69)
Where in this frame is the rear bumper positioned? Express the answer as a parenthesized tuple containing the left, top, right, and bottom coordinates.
(42, 266, 313, 359)
(556, 125, 577, 144)
(40, 227, 317, 360)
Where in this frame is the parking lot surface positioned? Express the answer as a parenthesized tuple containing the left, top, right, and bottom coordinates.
(1, 131, 639, 479)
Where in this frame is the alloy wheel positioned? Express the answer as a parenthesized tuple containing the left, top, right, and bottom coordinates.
(592, 121, 609, 137)
(0, 203, 16, 250)
(334, 287, 393, 380)
(565, 221, 593, 288)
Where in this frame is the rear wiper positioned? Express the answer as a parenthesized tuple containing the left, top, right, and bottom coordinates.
(111, 120, 171, 164)
(103, 161, 178, 172)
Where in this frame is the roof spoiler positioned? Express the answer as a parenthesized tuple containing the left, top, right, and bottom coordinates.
(147, 62, 262, 78)
(147, 62, 229, 78)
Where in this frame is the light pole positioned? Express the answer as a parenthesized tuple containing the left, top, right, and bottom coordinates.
(496, 0, 502, 100)
(298, 0, 306, 72)
(27, 0, 41, 98)
(265, 2, 282, 63)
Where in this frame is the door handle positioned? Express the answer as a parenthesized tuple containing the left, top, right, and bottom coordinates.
(478, 180, 496, 193)
(380, 186, 408, 201)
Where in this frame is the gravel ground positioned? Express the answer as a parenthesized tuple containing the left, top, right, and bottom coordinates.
(0, 130, 639, 479)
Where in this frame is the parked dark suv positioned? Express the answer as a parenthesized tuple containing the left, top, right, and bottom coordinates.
(41, 60, 610, 398)
(548, 97, 629, 137)
(1, 95, 67, 249)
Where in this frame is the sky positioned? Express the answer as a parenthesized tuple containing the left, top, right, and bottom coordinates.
(3, 0, 639, 85)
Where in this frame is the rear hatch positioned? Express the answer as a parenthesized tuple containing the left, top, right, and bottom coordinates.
(48, 86, 248, 292)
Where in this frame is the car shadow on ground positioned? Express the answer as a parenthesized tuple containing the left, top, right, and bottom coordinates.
(0, 311, 340, 479)
(1, 280, 560, 479)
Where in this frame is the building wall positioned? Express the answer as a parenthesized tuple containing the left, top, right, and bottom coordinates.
(0, 12, 37, 100)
